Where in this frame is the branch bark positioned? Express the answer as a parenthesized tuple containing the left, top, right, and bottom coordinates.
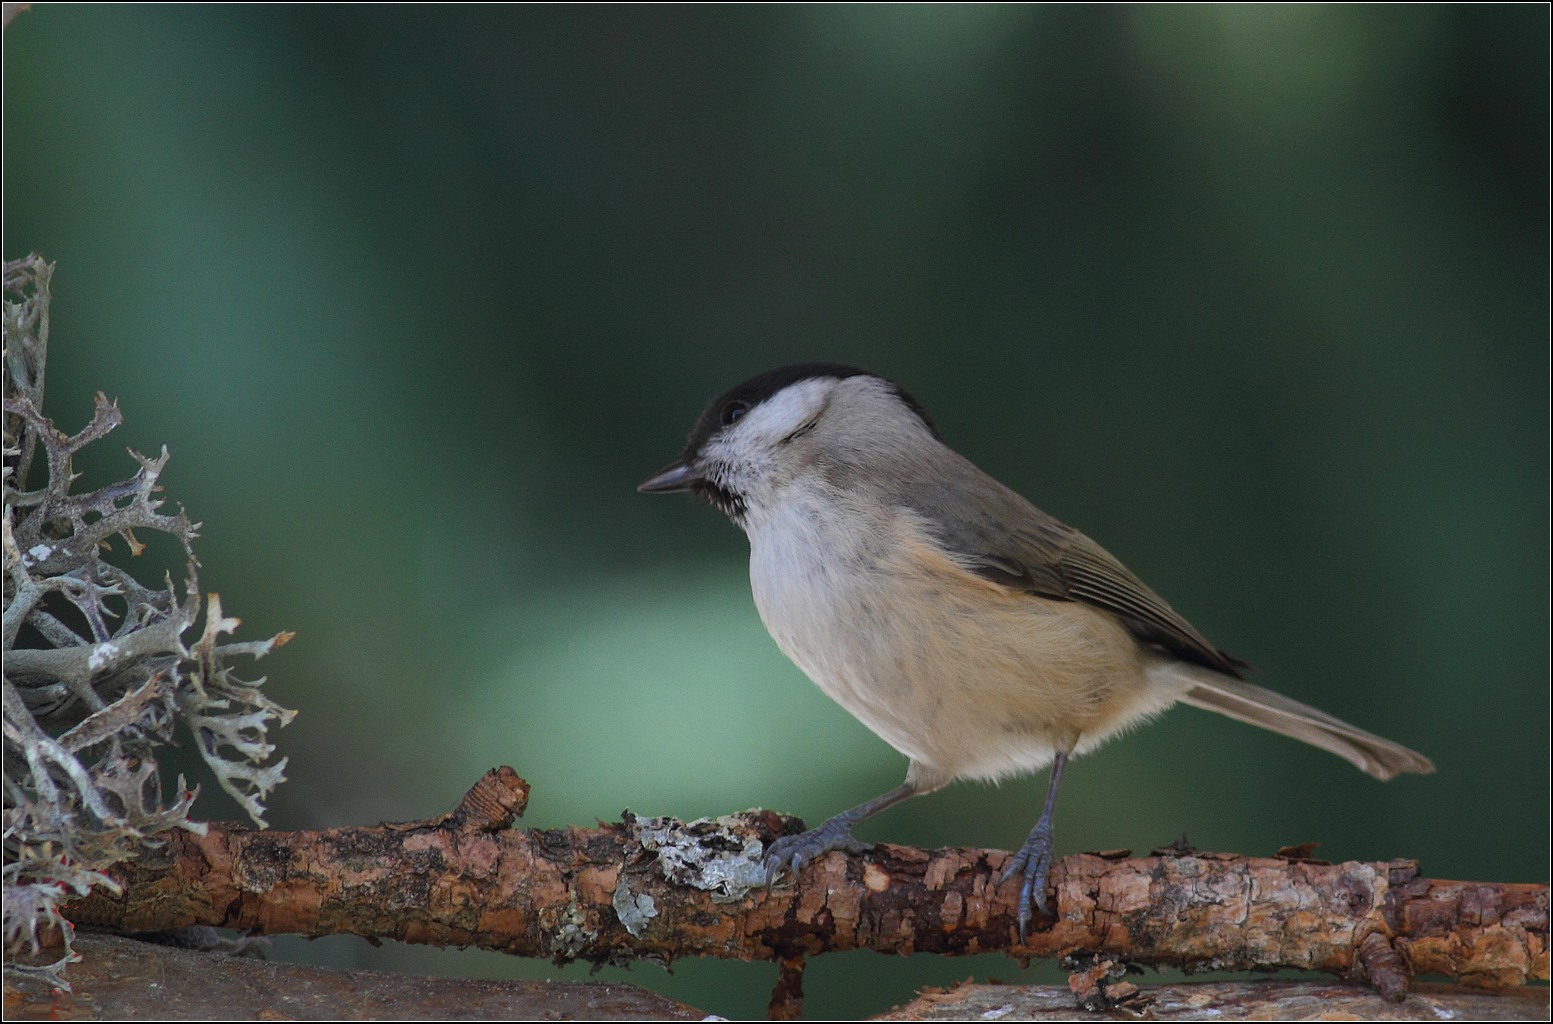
(8, 932, 1549, 1022)
(65, 768, 1548, 1000)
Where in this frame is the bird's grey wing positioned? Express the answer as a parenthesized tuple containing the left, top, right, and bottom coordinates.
(899, 461, 1247, 678)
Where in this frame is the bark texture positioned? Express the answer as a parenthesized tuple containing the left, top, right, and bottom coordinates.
(7, 933, 1549, 1022)
(881, 979, 1551, 1022)
(2, 931, 707, 1021)
(63, 769, 1548, 996)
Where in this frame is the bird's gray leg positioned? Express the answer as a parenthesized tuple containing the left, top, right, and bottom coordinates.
(764, 780, 920, 885)
(1001, 749, 1070, 940)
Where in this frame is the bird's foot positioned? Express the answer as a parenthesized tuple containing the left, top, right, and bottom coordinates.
(764, 814, 869, 886)
(1001, 822, 1055, 941)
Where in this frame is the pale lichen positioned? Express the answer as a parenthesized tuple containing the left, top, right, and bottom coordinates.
(631, 812, 766, 904)
(2, 255, 294, 987)
(611, 878, 659, 938)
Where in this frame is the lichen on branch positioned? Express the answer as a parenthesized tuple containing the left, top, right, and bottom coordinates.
(2, 254, 295, 987)
(64, 769, 1551, 997)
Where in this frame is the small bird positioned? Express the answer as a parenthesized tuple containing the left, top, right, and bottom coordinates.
(638, 363, 1434, 936)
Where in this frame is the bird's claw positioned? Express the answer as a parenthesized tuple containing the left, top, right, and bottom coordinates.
(763, 816, 869, 886)
(1002, 826, 1055, 941)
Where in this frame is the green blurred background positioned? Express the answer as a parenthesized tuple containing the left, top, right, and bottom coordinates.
(4, 6, 1546, 1018)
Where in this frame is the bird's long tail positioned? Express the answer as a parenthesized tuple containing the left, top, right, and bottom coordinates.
(1155, 665, 1435, 780)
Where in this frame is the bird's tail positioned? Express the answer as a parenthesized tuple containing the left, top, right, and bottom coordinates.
(1155, 665, 1435, 781)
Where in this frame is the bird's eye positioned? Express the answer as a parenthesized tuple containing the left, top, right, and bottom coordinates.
(720, 400, 751, 426)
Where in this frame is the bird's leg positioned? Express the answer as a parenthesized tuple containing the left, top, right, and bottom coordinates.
(764, 780, 919, 885)
(1001, 749, 1070, 941)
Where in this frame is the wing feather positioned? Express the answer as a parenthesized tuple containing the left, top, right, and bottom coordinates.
(886, 450, 1247, 678)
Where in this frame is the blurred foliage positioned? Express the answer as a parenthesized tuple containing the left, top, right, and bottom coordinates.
(3, 6, 1546, 1019)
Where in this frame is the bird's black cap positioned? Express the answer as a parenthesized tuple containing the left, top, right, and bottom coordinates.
(681, 363, 937, 457)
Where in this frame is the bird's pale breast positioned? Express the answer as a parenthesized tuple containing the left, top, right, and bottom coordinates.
(747, 487, 1177, 784)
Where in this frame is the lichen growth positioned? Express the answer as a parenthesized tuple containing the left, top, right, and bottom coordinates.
(611, 876, 659, 937)
(631, 812, 766, 904)
(544, 898, 597, 961)
(2, 255, 295, 987)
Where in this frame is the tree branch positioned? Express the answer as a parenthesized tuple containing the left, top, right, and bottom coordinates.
(65, 768, 1548, 1000)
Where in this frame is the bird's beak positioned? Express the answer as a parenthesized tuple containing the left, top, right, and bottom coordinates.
(637, 459, 703, 494)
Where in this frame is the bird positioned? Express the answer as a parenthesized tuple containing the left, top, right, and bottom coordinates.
(637, 363, 1434, 937)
